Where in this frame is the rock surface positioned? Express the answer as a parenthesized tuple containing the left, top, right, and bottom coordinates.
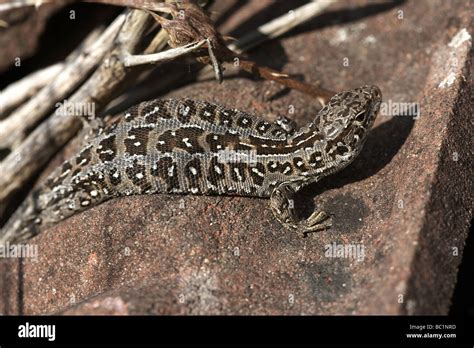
(0, 0, 472, 315)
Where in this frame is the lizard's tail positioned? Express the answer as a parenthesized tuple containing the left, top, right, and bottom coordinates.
(0, 189, 44, 245)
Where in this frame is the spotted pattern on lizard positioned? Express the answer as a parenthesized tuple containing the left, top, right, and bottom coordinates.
(0, 85, 382, 243)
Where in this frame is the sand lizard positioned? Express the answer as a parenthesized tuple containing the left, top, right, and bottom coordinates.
(0, 85, 381, 244)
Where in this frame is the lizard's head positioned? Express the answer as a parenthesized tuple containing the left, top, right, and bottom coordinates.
(318, 85, 381, 141)
(311, 85, 381, 172)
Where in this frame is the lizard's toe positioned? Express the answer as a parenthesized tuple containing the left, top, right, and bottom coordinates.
(299, 211, 333, 236)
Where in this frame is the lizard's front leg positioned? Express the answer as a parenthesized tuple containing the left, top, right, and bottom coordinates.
(270, 180, 332, 237)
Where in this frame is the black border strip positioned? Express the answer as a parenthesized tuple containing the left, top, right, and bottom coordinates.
(0, 315, 472, 345)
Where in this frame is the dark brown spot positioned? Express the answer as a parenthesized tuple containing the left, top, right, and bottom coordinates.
(125, 160, 150, 192)
(109, 167, 122, 186)
(217, 108, 235, 127)
(281, 162, 293, 175)
(249, 162, 265, 186)
(98, 134, 117, 162)
(61, 161, 72, 174)
(336, 145, 349, 156)
(256, 120, 271, 135)
(124, 125, 153, 156)
(309, 151, 324, 169)
(156, 128, 205, 154)
(350, 126, 365, 147)
(151, 156, 179, 192)
(236, 115, 252, 128)
(76, 147, 92, 167)
(184, 158, 202, 191)
(246, 185, 257, 195)
(293, 157, 308, 172)
(71, 167, 81, 178)
(207, 157, 226, 186)
(267, 161, 281, 173)
(230, 163, 247, 182)
(156, 130, 176, 153)
(142, 100, 170, 123)
(175, 127, 205, 154)
(175, 99, 197, 124)
(204, 188, 219, 195)
(205, 132, 241, 152)
(87, 170, 108, 190)
(205, 133, 225, 152)
(124, 107, 137, 121)
(199, 102, 217, 123)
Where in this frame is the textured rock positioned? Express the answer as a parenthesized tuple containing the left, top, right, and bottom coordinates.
(0, 0, 472, 315)
(0, 5, 61, 74)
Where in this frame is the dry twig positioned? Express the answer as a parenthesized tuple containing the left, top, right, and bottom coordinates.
(104, 0, 337, 107)
(0, 26, 107, 149)
(0, 11, 131, 206)
(0, 62, 63, 119)
(123, 39, 206, 67)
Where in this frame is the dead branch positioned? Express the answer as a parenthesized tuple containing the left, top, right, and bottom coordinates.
(0, 11, 133, 205)
(123, 38, 206, 67)
(0, 26, 107, 149)
(133, 0, 335, 101)
(0, 62, 63, 119)
(105, 0, 337, 109)
(231, 0, 337, 53)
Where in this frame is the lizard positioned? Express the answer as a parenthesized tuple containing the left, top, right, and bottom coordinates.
(0, 85, 381, 244)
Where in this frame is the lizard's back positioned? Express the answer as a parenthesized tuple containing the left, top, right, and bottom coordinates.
(38, 98, 303, 227)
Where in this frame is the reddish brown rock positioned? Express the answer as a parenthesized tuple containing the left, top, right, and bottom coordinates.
(0, 0, 472, 315)
(0, 5, 60, 74)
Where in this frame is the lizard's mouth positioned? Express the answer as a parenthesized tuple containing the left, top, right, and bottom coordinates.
(368, 100, 380, 127)
(364, 87, 382, 129)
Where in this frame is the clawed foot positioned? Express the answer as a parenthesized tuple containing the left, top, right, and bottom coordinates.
(296, 210, 333, 237)
(280, 209, 333, 237)
(270, 181, 332, 238)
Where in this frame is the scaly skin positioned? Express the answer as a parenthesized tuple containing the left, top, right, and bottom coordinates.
(0, 85, 381, 244)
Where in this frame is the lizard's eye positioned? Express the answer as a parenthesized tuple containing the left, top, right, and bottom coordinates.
(355, 111, 366, 123)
